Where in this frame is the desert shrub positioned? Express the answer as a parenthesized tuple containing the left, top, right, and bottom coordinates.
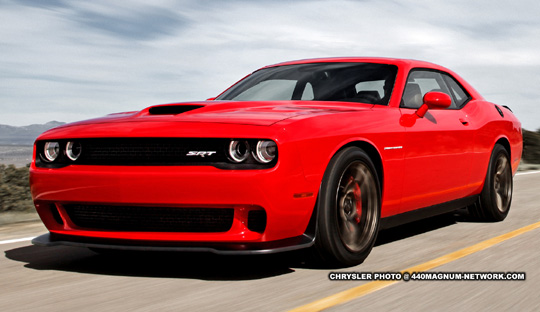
(0, 164, 34, 212)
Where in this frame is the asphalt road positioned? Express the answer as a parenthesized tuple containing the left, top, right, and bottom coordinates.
(1, 172, 540, 311)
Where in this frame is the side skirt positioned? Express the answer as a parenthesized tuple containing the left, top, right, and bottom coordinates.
(380, 195, 478, 230)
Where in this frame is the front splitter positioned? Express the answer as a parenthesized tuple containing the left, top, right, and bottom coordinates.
(32, 233, 315, 255)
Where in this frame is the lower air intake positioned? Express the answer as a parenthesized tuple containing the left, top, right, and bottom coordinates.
(64, 204, 234, 232)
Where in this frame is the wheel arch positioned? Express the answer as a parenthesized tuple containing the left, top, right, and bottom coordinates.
(304, 139, 384, 241)
(495, 136, 511, 161)
(333, 140, 384, 194)
(477, 136, 511, 190)
(477, 136, 512, 192)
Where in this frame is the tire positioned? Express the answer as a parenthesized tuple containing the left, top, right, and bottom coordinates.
(469, 144, 513, 221)
(313, 147, 381, 267)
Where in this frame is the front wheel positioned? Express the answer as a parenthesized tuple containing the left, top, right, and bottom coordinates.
(469, 144, 513, 221)
(313, 147, 381, 267)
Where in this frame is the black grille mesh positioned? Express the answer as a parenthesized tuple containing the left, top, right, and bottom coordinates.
(64, 204, 234, 232)
(77, 138, 227, 165)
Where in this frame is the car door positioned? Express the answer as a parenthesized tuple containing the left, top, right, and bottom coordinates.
(399, 69, 474, 213)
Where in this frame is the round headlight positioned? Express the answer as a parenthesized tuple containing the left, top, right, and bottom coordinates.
(43, 142, 60, 162)
(66, 141, 82, 161)
(253, 140, 277, 163)
(229, 140, 250, 163)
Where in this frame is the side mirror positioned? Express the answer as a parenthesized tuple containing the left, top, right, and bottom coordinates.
(415, 92, 452, 118)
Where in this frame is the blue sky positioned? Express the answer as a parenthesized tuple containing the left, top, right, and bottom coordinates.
(1, 0, 539, 130)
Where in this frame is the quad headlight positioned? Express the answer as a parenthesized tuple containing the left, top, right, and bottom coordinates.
(41, 141, 82, 163)
(253, 140, 277, 163)
(43, 142, 60, 162)
(228, 140, 250, 163)
(227, 139, 277, 164)
(66, 141, 82, 161)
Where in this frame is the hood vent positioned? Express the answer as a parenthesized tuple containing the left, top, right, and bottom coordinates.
(148, 105, 204, 115)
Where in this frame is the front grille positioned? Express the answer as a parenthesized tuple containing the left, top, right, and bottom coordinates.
(64, 204, 234, 232)
(76, 138, 228, 165)
(35, 138, 278, 169)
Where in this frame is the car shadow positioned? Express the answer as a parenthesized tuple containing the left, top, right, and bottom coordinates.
(5, 211, 468, 278)
(4, 245, 298, 281)
(375, 212, 460, 246)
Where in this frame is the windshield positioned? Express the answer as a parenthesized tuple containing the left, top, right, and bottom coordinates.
(216, 62, 398, 105)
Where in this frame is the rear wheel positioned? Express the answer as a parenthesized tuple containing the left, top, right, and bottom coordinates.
(314, 147, 381, 267)
(470, 144, 513, 221)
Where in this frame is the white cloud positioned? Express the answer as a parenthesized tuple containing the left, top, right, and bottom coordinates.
(1, 0, 540, 130)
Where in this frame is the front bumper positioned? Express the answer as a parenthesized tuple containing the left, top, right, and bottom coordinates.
(30, 162, 319, 247)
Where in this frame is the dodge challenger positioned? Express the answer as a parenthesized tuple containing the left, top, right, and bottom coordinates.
(30, 57, 522, 266)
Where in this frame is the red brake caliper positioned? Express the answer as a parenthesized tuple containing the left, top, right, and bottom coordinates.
(353, 182, 362, 223)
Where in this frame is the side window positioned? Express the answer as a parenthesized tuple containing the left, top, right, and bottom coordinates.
(401, 70, 456, 109)
(301, 82, 314, 100)
(442, 74, 470, 108)
(355, 80, 384, 97)
(354, 80, 385, 104)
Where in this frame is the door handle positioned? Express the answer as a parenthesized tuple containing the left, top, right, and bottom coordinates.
(459, 118, 469, 126)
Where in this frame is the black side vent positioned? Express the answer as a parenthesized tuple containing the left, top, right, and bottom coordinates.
(149, 105, 204, 115)
(495, 105, 504, 118)
(50, 205, 64, 225)
(247, 210, 267, 233)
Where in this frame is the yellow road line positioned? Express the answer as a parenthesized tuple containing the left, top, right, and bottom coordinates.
(290, 220, 540, 312)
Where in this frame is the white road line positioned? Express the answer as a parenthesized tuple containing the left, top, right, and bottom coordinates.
(516, 170, 540, 176)
(0, 236, 35, 245)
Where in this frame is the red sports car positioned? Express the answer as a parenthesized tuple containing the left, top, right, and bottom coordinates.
(30, 57, 522, 266)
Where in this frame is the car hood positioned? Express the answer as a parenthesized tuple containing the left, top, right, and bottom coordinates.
(54, 100, 374, 128)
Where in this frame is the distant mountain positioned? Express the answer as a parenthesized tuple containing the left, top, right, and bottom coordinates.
(0, 121, 66, 145)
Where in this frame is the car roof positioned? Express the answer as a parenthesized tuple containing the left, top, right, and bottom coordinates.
(262, 57, 447, 71)
(258, 57, 483, 100)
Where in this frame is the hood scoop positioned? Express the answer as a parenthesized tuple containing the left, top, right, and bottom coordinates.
(148, 105, 205, 115)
